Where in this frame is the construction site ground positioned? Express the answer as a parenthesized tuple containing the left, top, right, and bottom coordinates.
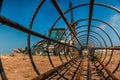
(1, 51, 120, 80)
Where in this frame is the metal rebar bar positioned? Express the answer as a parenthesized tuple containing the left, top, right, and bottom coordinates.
(86, 0, 94, 47)
(0, 59, 7, 80)
(32, 56, 79, 80)
(97, 60, 119, 79)
(95, 47, 120, 50)
(0, 0, 3, 13)
(87, 60, 92, 80)
(0, 15, 78, 50)
(51, 0, 82, 47)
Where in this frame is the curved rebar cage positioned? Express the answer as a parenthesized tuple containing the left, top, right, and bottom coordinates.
(0, 0, 120, 80)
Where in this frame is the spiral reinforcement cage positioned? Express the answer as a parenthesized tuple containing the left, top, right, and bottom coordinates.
(0, 0, 120, 80)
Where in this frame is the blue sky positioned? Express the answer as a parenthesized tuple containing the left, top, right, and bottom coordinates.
(0, 0, 120, 53)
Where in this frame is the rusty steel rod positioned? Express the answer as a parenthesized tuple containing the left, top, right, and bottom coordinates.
(27, 0, 46, 75)
(0, 0, 8, 80)
(0, 59, 7, 80)
(97, 60, 119, 79)
(75, 58, 84, 80)
(70, 59, 82, 80)
(95, 47, 120, 50)
(87, 60, 92, 80)
(0, 0, 2, 13)
(32, 56, 79, 80)
(86, 0, 94, 47)
(0, 15, 78, 50)
(51, 0, 82, 47)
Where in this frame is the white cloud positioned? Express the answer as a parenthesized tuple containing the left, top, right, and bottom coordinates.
(96, 24, 107, 31)
(110, 14, 120, 26)
(110, 14, 120, 24)
(96, 14, 120, 31)
(99, 24, 106, 30)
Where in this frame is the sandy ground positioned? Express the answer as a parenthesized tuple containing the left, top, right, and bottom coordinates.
(0, 50, 120, 80)
(1, 54, 62, 80)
